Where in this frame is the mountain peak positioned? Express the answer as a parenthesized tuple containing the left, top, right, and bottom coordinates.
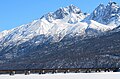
(93, 3, 105, 13)
(97, 3, 105, 9)
(41, 5, 83, 22)
(68, 4, 75, 7)
(53, 5, 82, 19)
(108, 1, 117, 5)
(85, 1, 120, 26)
(67, 4, 82, 14)
(107, 1, 119, 9)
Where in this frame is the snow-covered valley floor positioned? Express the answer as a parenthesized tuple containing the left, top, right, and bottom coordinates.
(0, 72, 120, 79)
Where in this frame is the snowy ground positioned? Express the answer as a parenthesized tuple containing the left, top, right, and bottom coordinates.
(0, 72, 120, 79)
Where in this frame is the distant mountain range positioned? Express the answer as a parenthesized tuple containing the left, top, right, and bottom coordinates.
(0, 1, 120, 69)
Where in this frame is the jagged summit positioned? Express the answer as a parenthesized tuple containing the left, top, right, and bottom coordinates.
(85, 1, 120, 27)
(41, 5, 83, 22)
(106, 1, 120, 14)
(108, 1, 118, 6)
(84, 3, 105, 22)
(66, 4, 82, 14)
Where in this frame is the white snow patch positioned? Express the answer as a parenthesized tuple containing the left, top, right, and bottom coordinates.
(0, 72, 120, 79)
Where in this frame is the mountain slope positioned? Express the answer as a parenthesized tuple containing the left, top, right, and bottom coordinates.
(0, 2, 120, 69)
(0, 27, 120, 69)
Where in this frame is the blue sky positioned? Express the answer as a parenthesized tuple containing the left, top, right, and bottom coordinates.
(0, 0, 120, 32)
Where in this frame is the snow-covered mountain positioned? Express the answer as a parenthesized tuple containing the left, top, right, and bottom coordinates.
(85, 2, 120, 27)
(0, 30, 10, 39)
(0, 3, 115, 47)
(0, 5, 87, 44)
(0, 1, 120, 69)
